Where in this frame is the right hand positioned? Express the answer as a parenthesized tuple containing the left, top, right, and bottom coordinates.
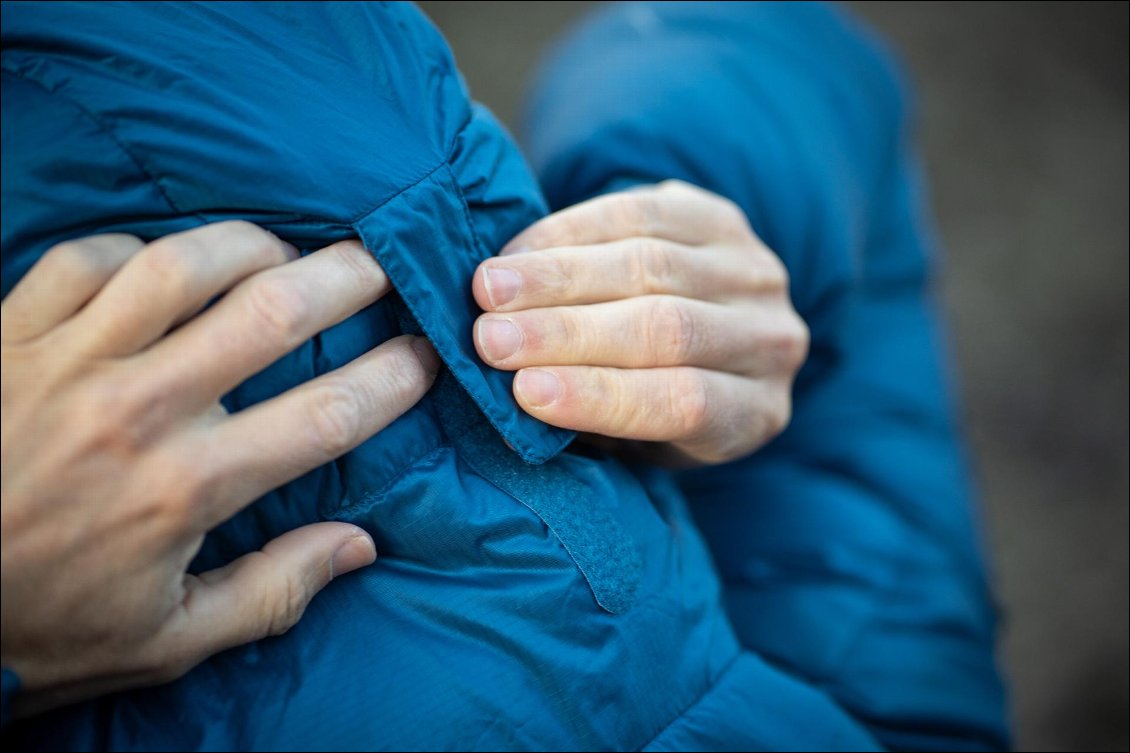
(0, 222, 439, 717)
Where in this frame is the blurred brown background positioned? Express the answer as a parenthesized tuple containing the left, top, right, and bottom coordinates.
(418, 2, 1129, 750)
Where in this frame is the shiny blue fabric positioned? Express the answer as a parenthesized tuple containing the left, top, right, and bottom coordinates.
(1, 1, 1008, 750)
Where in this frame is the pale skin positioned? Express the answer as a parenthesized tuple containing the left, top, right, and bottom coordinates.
(0, 181, 806, 716)
(1, 223, 439, 716)
(473, 180, 808, 466)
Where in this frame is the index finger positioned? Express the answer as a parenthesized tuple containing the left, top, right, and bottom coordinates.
(185, 335, 438, 529)
(1, 234, 145, 343)
(501, 180, 751, 252)
(139, 239, 391, 407)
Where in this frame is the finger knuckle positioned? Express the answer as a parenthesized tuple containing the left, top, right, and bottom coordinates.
(596, 370, 634, 428)
(786, 314, 811, 368)
(764, 392, 793, 440)
(602, 192, 649, 237)
(763, 251, 791, 289)
(646, 296, 696, 365)
(742, 243, 788, 288)
(267, 570, 310, 637)
(168, 461, 216, 522)
(656, 178, 689, 193)
(374, 343, 430, 403)
(717, 196, 750, 231)
(513, 309, 566, 362)
(633, 239, 678, 295)
(760, 313, 810, 372)
(215, 219, 267, 242)
(547, 308, 583, 360)
(79, 372, 168, 453)
(140, 237, 198, 297)
(135, 456, 214, 533)
(219, 220, 291, 266)
(44, 239, 91, 266)
(81, 368, 130, 414)
(244, 275, 308, 346)
(630, 193, 662, 236)
(43, 239, 103, 282)
(308, 380, 361, 456)
(329, 239, 381, 285)
(216, 219, 260, 234)
(537, 211, 585, 249)
(82, 396, 141, 452)
(539, 252, 575, 300)
(670, 369, 710, 437)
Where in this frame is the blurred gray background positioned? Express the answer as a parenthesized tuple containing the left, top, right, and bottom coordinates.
(418, 2, 1129, 750)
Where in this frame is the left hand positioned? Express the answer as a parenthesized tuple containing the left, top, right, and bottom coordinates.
(472, 180, 808, 467)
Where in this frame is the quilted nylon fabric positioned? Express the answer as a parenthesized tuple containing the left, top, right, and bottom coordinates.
(1, 2, 1007, 750)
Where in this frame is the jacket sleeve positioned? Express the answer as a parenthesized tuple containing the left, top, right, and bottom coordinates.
(521, 3, 1010, 750)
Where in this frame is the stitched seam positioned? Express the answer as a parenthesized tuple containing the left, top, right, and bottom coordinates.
(1, 66, 207, 225)
(344, 158, 448, 226)
(440, 164, 574, 460)
(2, 61, 474, 233)
(371, 223, 535, 460)
(323, 444, 448, 520)
(341, 105, 473, 226)
(361, 167, 569, 464)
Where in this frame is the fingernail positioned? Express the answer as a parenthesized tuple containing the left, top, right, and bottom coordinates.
(515, 368, 561, 408)
(331, 534, 377, 578)
(280, 241, 300, 260)
(500, 244, 532, 256)
(483, 266, 522, 308)
(478, 318, 523, 362)
(411, 336, 441, 376)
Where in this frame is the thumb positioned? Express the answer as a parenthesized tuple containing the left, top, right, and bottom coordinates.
(13, 524, 375, 713)
(168, 522, 376, 665)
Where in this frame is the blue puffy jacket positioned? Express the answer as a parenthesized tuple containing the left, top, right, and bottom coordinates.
(1, 2, 1008, 750)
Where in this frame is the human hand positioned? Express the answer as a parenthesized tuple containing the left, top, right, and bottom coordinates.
(472, 181, 807, 467)
(0, 224, 438, 716)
